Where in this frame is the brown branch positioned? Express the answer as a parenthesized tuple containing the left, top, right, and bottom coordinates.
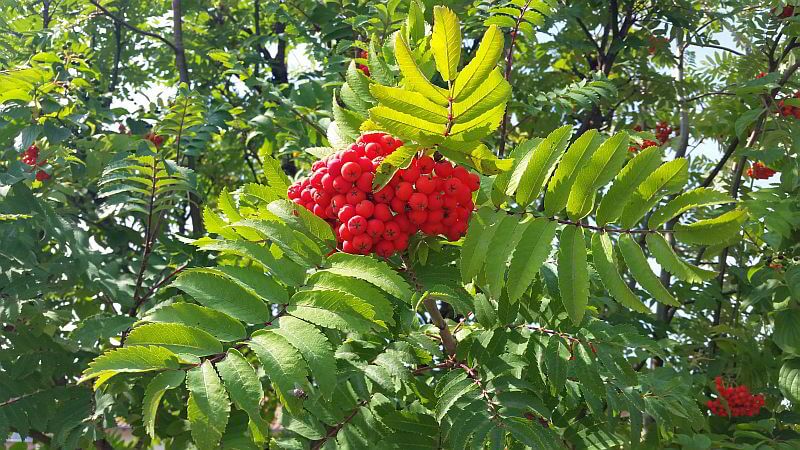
(311, 400, 368, 450)
(89, 0, 177, 52)
(498, 0, 534, 156)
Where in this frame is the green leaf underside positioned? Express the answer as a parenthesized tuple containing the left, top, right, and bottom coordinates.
(591, 233, 650, 313)
(186, 361, 231, 450)
(143, 371, 185, 438)
(558, 225, 590, 324)
(618, 234, 679, 307)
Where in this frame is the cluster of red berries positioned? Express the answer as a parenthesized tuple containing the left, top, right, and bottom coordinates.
(145, 132, 164, 147)
(747, 161, 777, 180)
(20, 145, 51, 181)
(356, 50, 369, 77)
(628, 122, 672, 152)
(287, 132, 480, 258)
(777, 91, 800, 119)
(707, 376, 765, 418)
(647, 36, 669, 55)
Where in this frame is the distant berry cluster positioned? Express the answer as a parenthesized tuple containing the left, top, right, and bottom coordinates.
(707, 376, 765, 418)
(777, 92, 800, 119)
(357, 50, 369, 77)
(287, 132, 479, 258)
(628, 121, 673, 152)
(20, 145, 51, 181)
(747, 161, 777, 180)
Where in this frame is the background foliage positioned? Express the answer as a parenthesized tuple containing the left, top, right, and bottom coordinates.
(1, 0, 800, 449)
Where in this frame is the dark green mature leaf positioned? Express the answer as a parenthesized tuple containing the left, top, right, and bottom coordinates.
(141, 303, 246, 342)
(567, 132, 629, 220)
(774, 309, 800, 355)
(187, 361, 230, 450)
(591, 233, 649, 313)
(217, 349, 269, 437)
(80, 346, 180, 388)
(461, 208, 501, 284)
(646, 233, 715, 283)
(324, 252, 412, 301)
(544, 130, 601, 216)
(249, 331, 309, 414)
(143, 371, 185, 438)
(126, 323, 222, 357)
(648, 188, 734, 229)
(558, 225, 589, 325)
(483, 214, 520, 299)
(506, 417, 560, 448)
(673, 209, 748, 245)
(596, 146, 663, 226)
(619, 158, 688, 228)
(172, 269, 271, 324)
(507, 125, 571, 207)
(274, 316, 337, 399)
(288, 289, 378, 333)
(779, 359, 800, 404)
(506, 218, 558, 302)
(618, 234, 679, 307)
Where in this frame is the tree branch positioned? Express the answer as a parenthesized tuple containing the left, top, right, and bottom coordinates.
(89, 0, 176, 52)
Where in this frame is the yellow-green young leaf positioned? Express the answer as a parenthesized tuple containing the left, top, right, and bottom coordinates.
(482, 214, 520, 299)
(460, 208, 502, 284)
(449, 102, 505, 139)
(596, 146, 664, 226)
(544, 130, 602, 217)
(126, 323, 222, 357)
(646, 233, 716, 283)
(369, 105, 445, 146)
(141, 303, 246, 342)
(673, 209, 748, 245)
(591, 233, 650, 313)
(406, 0, 426, 43)
(452, 68, 511, 124)
(187, 361, 230, 450)
(307, 271, 395, 326)
(143, 371, 185, 438)
(619, 158, 689, 228)
(172, 269, 271, 324)
(492, 138, 542, 206)
(453, 25, 504, 101)
(340, 81, 371, 116)
(567, 132, 630, 220)
(274, 316, 336, 399)
(431, 6, 461, 81)
(438, 141, 513, 175)
(261, 155, 291, 191)
(618, 234, 679, 307)
(648, 188, 734, 229)
(370, 85, 448, 124)
(288, 289, 378, 333)
(219, 188, 260, 241)
(231, 219, 322, 267)
(394, 32, 449, 105)
(324, 252, 413, 301)
(248, 331, 309, 414)
(507, 125, 572, 207)
(558, 225, 590, 325)
(203, 206, 239, 240)
(373, 146, 417, 190)
(80, 346, 180, 388)
(216, 349, 270, 438)
(507, 218, 558, 302)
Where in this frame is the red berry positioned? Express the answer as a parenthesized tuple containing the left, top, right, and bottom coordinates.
(341, 161, 362, 182)
(366, 219, 385, 239)
(347, 215, 367, 235)
(408, 192, 428, 211)
(374, 186, 394, 203)
(346, 188, 366, 205)
(341, 149, 359, 163)
(355, 200, 375, 218)
(415, 175, 436, 194)
(327, 158, 343, 177)
(400, 165, 420, 183)
(356, 172, 374, 192)
(444, 178, 463, 196)
(321, 173, 335, 192)
(394, 234, 409, 251)
(331, 194, 347, 213)
(427, 191, 444, 210)
(383, 221, 400, 240)
(395, 182, 414, 201)
(338, 205, 356, 223)
(427, 209, 444, 224)
(390, 197, 407, 214)
(409, 209, 427, 225)
(332, 176, 352, 194)
(365, 142, 382, 159)
(375, 240, 395, 258)
(416, 155, 435, 173)
(35, 170, 50, 181)
(374, 203, 392, 222)
(353, 234, 373, 254)
(434, 161, 454, 177)
(342, 240, 355, 253)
